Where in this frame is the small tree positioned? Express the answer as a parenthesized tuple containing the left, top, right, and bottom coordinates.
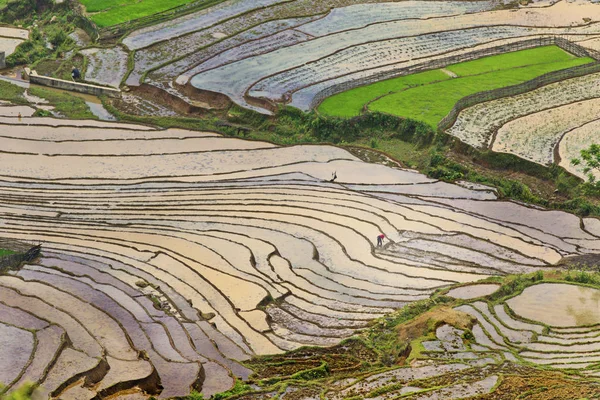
(572, 143, 600, 185)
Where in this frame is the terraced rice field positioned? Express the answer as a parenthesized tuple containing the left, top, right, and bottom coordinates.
(80, 47, 129, 88)
(81, 0, 217, 27)
(319, 46, 591, 122)
(446, 68, 600, 179)
(87, 0, 600, 116)
(443, 281, 600, 372)
(2, 96, 600, 398)
(0, 26, 29, 57)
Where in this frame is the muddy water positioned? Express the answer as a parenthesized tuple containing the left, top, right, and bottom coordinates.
(447, 283, 500, 299)
(507, 283, 600, 327)
(0, 323, 34, 386)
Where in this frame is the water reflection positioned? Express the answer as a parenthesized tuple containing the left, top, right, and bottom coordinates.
(507, 283, 600, 327)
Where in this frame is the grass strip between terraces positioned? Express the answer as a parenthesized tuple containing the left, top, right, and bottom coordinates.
(319, 46, 592, 123)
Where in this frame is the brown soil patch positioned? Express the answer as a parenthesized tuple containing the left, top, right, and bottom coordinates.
(397, 306, 476, 342)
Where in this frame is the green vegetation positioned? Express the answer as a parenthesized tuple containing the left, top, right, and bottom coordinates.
(86, 0, 195, 27)
(318, 69, 450, 118)
(4, 3, 78, 68)
(212, 380, 252, 399)
(371, 57, 591, 127)
(319, 46, 592, 126)
(103, 97, 600, 218)
(445, 45, 578, 76)
(572, 143, 600, 186)
(202, 269, 600, 399)
(0, 249, 15, 257)
(0, 80, 26, 104)
(0, 382, 35, 399)
(0, 79, 95, 120)
(29, 86, 97, 119)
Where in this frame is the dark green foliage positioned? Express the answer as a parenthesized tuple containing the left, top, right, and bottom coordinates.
(533, 270, 544, 282)
(263, 108, 436, 146)
(565, 270, 600, 285)
(6, 29, 50, 67)
(32, 109, 52, 117)
(462, 329, 475, 341)
(0, 0, 37, 23)
(488, 275, 530, 302)
(554, 197, 600, 217)
(5, 3, 77, 67)
(290, 362, 329, 380)
(49, 29, 69, 48)
(308, 112, 436, 145)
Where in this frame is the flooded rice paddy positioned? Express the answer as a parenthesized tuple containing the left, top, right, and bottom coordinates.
(0, 110, 599, 397)
(507, 283, 600, 327)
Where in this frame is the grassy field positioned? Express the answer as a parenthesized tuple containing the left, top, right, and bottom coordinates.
(319, 46, 592, 124)
(318, 69, 451, 118)
(83, 0, 198, 27)
(0, 249, 14, 257)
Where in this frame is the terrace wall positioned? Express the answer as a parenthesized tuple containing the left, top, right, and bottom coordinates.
(29, 71, 122, 98)
(0, 51, 5, 69)
(309, 36, 600, 112)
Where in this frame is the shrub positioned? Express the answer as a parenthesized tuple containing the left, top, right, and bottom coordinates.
(290, 362, 329, 381)
(50, 29, 69, 48)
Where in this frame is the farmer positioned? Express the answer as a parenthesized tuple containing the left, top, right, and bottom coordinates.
(71, 66, 81, 81)
(376, 234, 385, 247)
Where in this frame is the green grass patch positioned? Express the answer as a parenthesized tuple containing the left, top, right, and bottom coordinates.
(318, 69, 450, 118)
(86, 0, 198, 27)
(446, 45, 577, 76)
(319, 46, 592, 124)
(29, 86, 97, 119)
(0, 249, 15, 257)
(369, 56, 592, 127)
(0, 79, 26, 103)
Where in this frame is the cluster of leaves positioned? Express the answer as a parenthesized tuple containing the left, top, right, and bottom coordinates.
(572, 143, 600, 188)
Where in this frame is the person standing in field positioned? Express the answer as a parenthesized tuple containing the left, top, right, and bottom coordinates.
(71, 67, 81, 81)
(377, 234, 385, 247)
